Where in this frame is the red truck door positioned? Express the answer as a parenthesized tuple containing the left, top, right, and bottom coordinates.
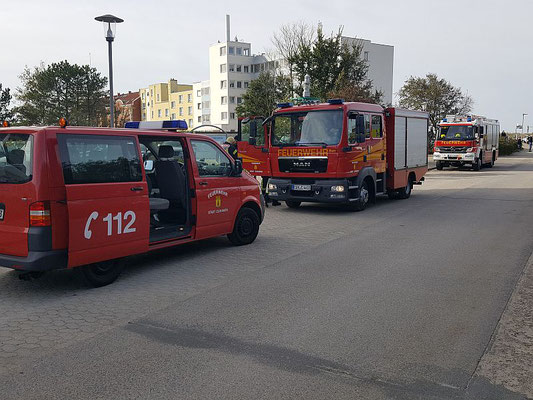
(56, 133, 150, 267)
(189, 138, 242, 239)
(237, 117, 271, 177)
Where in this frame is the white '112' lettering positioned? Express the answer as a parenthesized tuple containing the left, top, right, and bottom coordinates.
(84, 210, 136, 239)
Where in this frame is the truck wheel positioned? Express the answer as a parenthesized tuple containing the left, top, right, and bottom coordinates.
(396, 176, 413, 199)
(488, 152, 495, 168)
(285, 200, 301, 208)
(79, 259, 124, 288)
(349, 180, 370, 211)
(473, 155, 482, 171)
(228, 207, 260, 246)
(436, 161, 443, 170)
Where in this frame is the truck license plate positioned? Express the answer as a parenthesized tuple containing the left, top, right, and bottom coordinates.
(291, 184, 311, 191)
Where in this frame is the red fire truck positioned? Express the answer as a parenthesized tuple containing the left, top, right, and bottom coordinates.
(237, 100, 429, 210)
(434, 115, 500, 171)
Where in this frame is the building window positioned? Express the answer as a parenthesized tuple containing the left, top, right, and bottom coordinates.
(188, 119, 192, 127)
(244, 65, 249, 73)
(203, 101, 210, 108)
(172, 113, 176, 119)
(142, 112, 146, 119)
(158, 109, 161, 117)
(157, 93, 160, 101)
(197, 103, 202, 110)
(221, 96, 227, 105)
(220, 46, 226, 56)
(221, 112, 228, 120)
(236, 65, 242, 73)
(188, 94, 192, 102)
(165, 109, 169, 117)
(197, 89, 201, 96)
(237, 97, 242, 104)
(179, 107, 183, 116)
(188, 106, 192, 115)
(171, 101, 175, 108)
(230, 112, 235, 119)
(151, 111, 153, 118)
(364, 51, 369, 61)
(229, 64, 235, 72)
(243, 48, 249, 56)
(142, 92, 145, 99)
(228, 47, 234, 55)
(244, 81, 249, 88)
(150, 89, 153, 96)
(202, 87, 210, 95)
(236, 81, 242, 88)
(230, 96, 235, 104)
(142, 102, 146, 109)
(229, 80, 235, 88)
(221, 80, 227, 89)
(198, 116, 201, 123)
(220, 64, 227, 73)
(179, 95, 183, 103)
(236, 47, 242, 55)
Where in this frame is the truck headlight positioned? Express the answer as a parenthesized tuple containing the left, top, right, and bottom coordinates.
(434, 147, 441, 152)
(466, 147, 474, 152)
(330, 185, 345, 192)
(268, 183, 277, 190)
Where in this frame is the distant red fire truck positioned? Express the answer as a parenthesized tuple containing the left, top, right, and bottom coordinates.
(237, 100, 429, 210)
(434, 115, 500, 170)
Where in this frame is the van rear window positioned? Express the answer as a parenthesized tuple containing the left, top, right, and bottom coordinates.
(0, 134, 33, 184)
(57, 134, 142, 184)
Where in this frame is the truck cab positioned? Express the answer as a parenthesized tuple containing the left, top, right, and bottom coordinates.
(0, 121, 264, 287)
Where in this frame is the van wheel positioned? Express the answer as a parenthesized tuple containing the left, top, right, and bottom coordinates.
(397, 175, 413, 199)
(228, 207, 260, 246)
(285, 200, 301, 208)
(436, 161, 443, 170)
(79, 259, 124, 288)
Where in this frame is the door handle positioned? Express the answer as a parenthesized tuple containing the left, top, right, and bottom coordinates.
(130, 186, 144, 191)
(199, 181, 208, 186)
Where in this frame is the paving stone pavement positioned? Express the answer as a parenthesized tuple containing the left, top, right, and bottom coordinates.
(0, 186, 431, 377)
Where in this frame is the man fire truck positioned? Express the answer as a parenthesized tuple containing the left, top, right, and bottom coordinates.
(237, 100, 429, 210)
(434, 115, 500, 171)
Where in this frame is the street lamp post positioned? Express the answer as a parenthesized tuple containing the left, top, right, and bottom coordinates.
(522, 113, 528, 137)
(95, 14, 124, 128)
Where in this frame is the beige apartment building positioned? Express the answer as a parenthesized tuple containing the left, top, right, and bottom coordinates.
(139, 79, 194, 129)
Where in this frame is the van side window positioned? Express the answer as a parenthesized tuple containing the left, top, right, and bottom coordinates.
(364, 114, 371, 138)
(57, 134, 142, 184)
(191, 140, 232, 177)
(371, 115, 382, 138)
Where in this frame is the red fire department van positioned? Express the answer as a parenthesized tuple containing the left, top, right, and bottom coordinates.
(0, 120, 264, 287)
(434, 115, 500, 170)
(237, 100, 429, 210)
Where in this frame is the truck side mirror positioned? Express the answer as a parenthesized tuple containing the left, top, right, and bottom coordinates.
(233, 159, 243, 176)
(144, 160, 154, 172)
(248, 137, 256, 145)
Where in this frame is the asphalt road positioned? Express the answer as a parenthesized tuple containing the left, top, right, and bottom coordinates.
(1, 151, 532, 399)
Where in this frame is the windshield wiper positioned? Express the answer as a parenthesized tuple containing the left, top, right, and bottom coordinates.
(296, 142, 328, 148)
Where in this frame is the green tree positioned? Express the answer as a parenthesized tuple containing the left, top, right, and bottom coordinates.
(290, 25, 381, 103)
(15, 61, 108, 126)
(398, 73, 473, 138)
(236, 72, 291, 118)
(0, 83, 13, 123)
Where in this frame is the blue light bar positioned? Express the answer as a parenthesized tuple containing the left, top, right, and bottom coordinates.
(277, 102, 293, 109)
(327, 98, 344, 105)
(124, 120, 188, 130)
(467, 116, 472, 122)
(442, 118, 447, 122)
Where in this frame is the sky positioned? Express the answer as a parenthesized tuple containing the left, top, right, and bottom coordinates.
(1, 0, 532, 131)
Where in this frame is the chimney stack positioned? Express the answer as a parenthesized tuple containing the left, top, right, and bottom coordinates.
(226, 15, 230, 43)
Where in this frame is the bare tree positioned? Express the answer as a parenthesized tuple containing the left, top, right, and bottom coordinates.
(272, 21, 315, 96)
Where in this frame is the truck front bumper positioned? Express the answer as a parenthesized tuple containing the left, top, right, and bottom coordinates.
(433, 152, 476, 163)
(268, 178, 353, 203)
(0, 250, 67, 272)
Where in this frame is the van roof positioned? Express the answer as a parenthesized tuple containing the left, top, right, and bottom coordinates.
(0, 126, 223, 140)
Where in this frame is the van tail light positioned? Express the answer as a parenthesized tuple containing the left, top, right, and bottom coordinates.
(30, 201, 51, 227)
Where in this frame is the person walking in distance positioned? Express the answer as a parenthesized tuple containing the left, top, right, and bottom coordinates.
(528, 136, 533, 152)
(224, 136, 238, 160)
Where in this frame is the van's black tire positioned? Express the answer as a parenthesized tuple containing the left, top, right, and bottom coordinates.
(79, 259, 124, 288)
(436, 161, 444, 170)
(396, 176, 413, 200)
(285, 200, 301, 208)
(348, 179, 370, 211)
(228, 207, 260, 246)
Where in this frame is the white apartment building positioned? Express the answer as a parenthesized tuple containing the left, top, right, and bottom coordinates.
(193, 16, 394, 132)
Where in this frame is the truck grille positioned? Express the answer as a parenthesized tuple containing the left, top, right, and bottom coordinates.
(440, 146, 467, 153)
(278, 157, 328, 173)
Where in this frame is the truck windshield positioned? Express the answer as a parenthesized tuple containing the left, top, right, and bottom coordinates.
(0, 134, 33, 184)
(439, 126, 474, 140)
(272, 110, 343, 146)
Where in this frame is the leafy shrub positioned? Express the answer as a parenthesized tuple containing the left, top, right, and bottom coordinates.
(499, 137, 520, 156)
